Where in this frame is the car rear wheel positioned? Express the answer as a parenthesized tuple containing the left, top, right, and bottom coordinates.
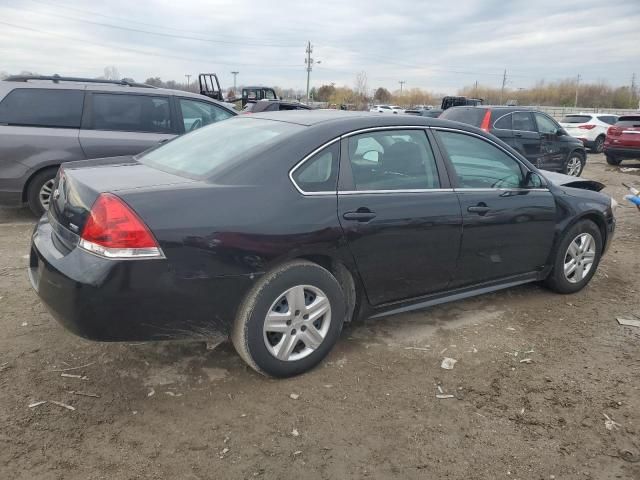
(232, 260, 345, 377)
(605, 154, 622, 166)
(591, 135, 605, 153)
(544, 219, 602, 294)
(26, 167, 59, 217)
(563, 153, 584, 177)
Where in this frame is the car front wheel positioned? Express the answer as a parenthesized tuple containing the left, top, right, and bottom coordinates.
(563, 153, 584, 177)
(232, 260, 345, 377)
(544, 219, 602, 294)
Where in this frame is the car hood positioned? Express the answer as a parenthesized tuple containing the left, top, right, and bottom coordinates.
(540, 170, 605, 192)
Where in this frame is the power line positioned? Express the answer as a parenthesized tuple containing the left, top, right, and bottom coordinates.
(0, 21, 302, 69)
(7, 4, 299, 48)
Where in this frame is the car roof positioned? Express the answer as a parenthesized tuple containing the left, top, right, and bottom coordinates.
(245, 110, 473, 131)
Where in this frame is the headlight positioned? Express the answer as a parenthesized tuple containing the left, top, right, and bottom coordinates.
(610, 197, 618, 209)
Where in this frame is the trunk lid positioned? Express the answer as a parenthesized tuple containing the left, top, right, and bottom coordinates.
(48, 156, 196, 249)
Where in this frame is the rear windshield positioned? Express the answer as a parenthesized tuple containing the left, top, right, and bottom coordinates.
(561, 115, 592, 124)
(439, 107, 488, 126)
(616, 116, 640, 127)
(138, 118, 303, 178)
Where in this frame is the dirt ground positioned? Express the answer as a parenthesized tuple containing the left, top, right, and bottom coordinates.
(1, 154, 639, 480)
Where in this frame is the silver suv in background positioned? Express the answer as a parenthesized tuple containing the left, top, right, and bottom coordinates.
(0, 75, 236, 215)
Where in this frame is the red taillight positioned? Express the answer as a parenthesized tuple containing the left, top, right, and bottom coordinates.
(578, 124, 596, 130)
(607, 126, 622, 137)
(79, 193, 163, 259)
(480, 109, 492, 132)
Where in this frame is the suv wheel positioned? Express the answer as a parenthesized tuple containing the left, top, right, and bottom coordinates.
(563, 152, 584, 177)
(591, 135, 605, 154)
(605, 154, 622, 166)
(232, 260, 345, 377)
(544, 219, 602, 294)
(26, 168, 59, 217)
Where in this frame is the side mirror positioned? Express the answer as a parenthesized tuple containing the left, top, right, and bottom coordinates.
(362, 150, 380, 162)
(524, 171, 544, 188)
(555, 128, 565, 136)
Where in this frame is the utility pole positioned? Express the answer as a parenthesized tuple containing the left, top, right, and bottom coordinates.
(185, 74, 191, 89)
(574, 74, 581, 108)
(231, 71, 239, 96)
(305, 41, 320, 104)
(631, 72, 637, 107)
(399, 80, 405, 94)
(500, 69, 507, 105)
(474, 80, 478, 98)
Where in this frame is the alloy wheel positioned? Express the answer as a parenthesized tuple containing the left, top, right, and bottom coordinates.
(563, 233, 596, 283)
(594, 137, 604, 153)
(39, 178, 56, 210)
(263, 285, 331, 362)
(566, 156, 582, 176)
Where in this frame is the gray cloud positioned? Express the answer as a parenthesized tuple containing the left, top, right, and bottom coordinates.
(1, 0, 638, 93)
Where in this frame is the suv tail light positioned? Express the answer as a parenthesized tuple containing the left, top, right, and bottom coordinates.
(578, 124, 596, 130)
(607, 126, 622, 137)
(79, 193, 164, 259)
(480, 109, 492, 132)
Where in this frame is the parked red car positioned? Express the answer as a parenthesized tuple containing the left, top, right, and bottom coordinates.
(604, 115, 640, 165)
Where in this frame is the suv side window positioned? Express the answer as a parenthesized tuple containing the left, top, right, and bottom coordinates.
(436, 130, 524, 189)
(512, 112, 536, 132)
(347, 130, 440, 190)
(534, 113, 560, 135)
(178, 98, 233, 132)
(598, 115, 617, 125)
(91, 93, 172, 133)
(494, 113, 513, 130)
(0, 88, 84, 128)
(291, 142, 339, 193)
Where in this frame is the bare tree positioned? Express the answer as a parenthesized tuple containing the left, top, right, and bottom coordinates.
(103, 66, 120, 80)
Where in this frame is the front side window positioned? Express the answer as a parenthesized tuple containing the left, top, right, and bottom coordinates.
(291, 143, 339, 192)
(512, 112, 536, 132)
(92, 94, 172, 133)
(534, 113, 560, 135)
(436, 131, 524, 189)
(347, 130, 440, 190)
(0, 88, 84, 128)
(179, 98, 233, 132)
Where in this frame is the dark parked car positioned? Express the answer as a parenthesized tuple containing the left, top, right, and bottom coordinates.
(404, 108, 443, 118)
(242, 99, 311, 113)
(441, 96, 483, 110)
(604, 115, 640, 165)
(0, 75, 236, 215)
(440, 106, 587, 176)
(29, 111, 615, 377)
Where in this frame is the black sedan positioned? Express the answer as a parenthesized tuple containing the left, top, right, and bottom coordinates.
(29, 111, 616, 377)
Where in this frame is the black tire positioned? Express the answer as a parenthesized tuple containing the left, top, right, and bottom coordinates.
(232, 260, 346, 377)
(26, 167, 59, 217)
(591, 135, 605, 154)
(562, 152, 584, 177)
(544, 219, 602, 294)
(605, 154, 622, 166)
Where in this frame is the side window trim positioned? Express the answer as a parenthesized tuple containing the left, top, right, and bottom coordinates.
(289, 138, 341, 195)
(492, 112, 513, 131)
(430, 126, 549, 191)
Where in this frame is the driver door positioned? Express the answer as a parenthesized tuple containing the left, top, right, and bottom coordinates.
(433, 129, 556, 287)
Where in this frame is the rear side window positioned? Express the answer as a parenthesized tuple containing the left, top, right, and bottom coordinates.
(598, 115, 617, 125)
(561, 115, 592, 123)
(291, 142, 339, 192)
(91, 93, 172, 133)
(0, 88, 84, 128)
(616, 116, 640, 127)
(494, 113, 512, 130)
(512, 112, 536, 132)
(439, 108, 487, 127)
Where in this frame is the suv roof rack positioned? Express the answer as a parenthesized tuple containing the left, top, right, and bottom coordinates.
(4, 74, 157, 89)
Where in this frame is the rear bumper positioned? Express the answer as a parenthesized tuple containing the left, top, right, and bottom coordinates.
(604, 146, 640, 159)
(29, 216, 256, 341)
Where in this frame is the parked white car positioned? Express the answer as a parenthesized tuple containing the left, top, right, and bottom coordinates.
(370, 105, 404, 114)
(559, 113, 618, 153)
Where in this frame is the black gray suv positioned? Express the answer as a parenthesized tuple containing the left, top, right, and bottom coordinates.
(440, 106, 587, 177)
(0, 75, 236, 215)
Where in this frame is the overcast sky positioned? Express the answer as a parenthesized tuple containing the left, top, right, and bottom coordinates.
(1, 0, 638, 94)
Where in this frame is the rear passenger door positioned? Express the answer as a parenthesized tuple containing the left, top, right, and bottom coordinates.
(79, 92, 177, 158)
(337, 128, 462, 305)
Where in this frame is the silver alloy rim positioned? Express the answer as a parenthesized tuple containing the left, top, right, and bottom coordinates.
(39, 178, 56, 209)
(595, 137, 604, 153)
(567, 157, 582, 176)
(263, 285, 331, 362)
(564, 233, 596, 283)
